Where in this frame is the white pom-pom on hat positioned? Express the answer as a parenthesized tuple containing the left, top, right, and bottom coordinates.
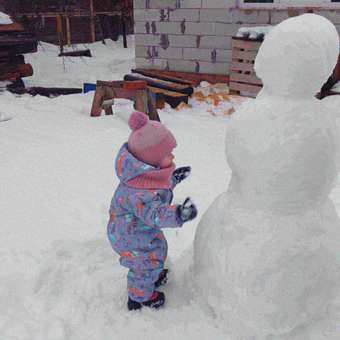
(128, 111, 148, 131)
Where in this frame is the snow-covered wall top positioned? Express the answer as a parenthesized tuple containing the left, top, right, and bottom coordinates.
(134, 0, 340, 75)
(0, 11, 12, 24)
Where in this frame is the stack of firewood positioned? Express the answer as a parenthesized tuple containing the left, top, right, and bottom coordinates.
(0, 21, 37, 83)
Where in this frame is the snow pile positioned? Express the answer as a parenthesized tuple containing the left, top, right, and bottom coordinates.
(236, 26, 273, 40)
(0, 12, 12, 25)
(0, 93, 15, 121)
(194, 14, 340, 340)
(25, 37, 136, 88)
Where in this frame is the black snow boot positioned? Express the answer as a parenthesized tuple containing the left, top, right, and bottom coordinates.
(127, 291, 165, 311)
(155, 269, 168, 288)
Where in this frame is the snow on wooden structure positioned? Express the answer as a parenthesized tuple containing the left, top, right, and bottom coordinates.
(0, 18, 37, 82)
(0, 0, 133, 45)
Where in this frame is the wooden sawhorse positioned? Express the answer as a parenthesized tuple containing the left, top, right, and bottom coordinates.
(90, 80, 160, 121)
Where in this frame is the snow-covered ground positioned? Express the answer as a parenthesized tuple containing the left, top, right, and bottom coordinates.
(0, 37, 234, 340)
(2, 35, 340, 340)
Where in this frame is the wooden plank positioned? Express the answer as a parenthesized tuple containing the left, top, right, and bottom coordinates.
(56, 14, 64, 54)
(11, 11, 121, 18)
(0, 55, 25, 66)
(135, 69, 229, 87)
(124, 74, 194, 95)
(230, 72, 262, 86)
(59, 49, 92, 57)
(0, 35, 37, 47)
(148, 86, 188, 97)
(89, 0, 96, 43)
(66, 16, 71, 46)
(230, 61, 254, 73)
(28, 87, 82, 96)
(0, 22, 24, 32)
(232, 50, 258, 62)
(148, 86, 189, 108)
(132, 68, 194, 86)
(231, 38, 262, 51)
(0, 42, 37, 57)
(97, 80, 124, 87)
(229, 81, 261, 97)
(123, 80, 147, 90)
(90, 86, 105, 117)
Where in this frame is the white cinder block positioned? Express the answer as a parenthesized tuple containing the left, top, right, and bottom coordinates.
(135, 34, 161, 46)
(202, 0, 236, 9)
(200, 9, 233, 23)
(134, 0, 146, 9)
(184, 22, 216, 35)
(200, 35, 232, 49)
(155, 22, 183, 34)
(168, 59, 198, 72)
(148, 0, 178, 9)
(168, 34, 197, 47)
(157, 47, 184, 59)
(170, 9, 200, 21)
(134, 9, 162, 21)
(199, 61, 229, 74)
(135, 57, 168, 70)
(179, 0, 202, 8)
(183, 48, 213, 61)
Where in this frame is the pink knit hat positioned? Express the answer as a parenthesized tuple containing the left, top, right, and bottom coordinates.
(127, 111, 177, 167)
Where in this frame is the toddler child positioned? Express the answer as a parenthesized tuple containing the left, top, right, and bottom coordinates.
(107, 111, 197, 311)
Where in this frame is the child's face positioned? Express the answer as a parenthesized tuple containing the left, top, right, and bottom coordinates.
(159, 153, 175, 168)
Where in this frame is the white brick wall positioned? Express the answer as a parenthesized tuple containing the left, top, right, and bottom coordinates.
(134, 1, 339, 75)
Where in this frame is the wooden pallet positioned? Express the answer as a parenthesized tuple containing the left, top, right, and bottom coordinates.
(229, 37, 263, 97)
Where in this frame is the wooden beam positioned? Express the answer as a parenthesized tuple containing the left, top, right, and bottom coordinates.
(66, 16, 71, 47)
(59, 49, 92, 57)
(124, 74, 194, 95)
(135, 69, 229, 86)
(0, 42, 37, 57)
(89, 0, 96, 43)
(56, 14, 64, 54)
(0, 22, 24, 31)
(132, 68, 195, 86)
(148, 86, 189, 108)
(11, 11, 121, 18)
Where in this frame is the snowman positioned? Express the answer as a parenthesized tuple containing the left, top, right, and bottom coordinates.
(194, 14, 340, 340)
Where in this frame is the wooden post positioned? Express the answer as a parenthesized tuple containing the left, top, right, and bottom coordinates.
(135, 90, 148, 113)
(146, 88, 161, 122)
(66, 16, 71, 46)
(56, 15, 64, 54)
(89, 0, 96, 43)
(90, 84, 105, 117)
(122, 16, 127, 48)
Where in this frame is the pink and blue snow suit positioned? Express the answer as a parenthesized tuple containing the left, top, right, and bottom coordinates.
(107, 144, 183, 302)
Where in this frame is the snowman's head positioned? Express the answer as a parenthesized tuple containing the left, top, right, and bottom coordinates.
(254, 14, 339, 98)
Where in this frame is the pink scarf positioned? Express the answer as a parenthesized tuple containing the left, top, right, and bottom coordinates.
(127, 164, 176, 189)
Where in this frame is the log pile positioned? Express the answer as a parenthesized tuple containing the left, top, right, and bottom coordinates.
(0, 21, 37, 82)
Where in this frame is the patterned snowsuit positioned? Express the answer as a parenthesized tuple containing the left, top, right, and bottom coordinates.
(107, 144, 182, 302)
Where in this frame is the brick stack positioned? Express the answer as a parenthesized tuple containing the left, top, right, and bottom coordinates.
(133, 0, 270, 76)
(0, 21, 37, 83)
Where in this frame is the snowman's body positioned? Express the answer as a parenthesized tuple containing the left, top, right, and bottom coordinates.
(194, 15, 340, 339)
